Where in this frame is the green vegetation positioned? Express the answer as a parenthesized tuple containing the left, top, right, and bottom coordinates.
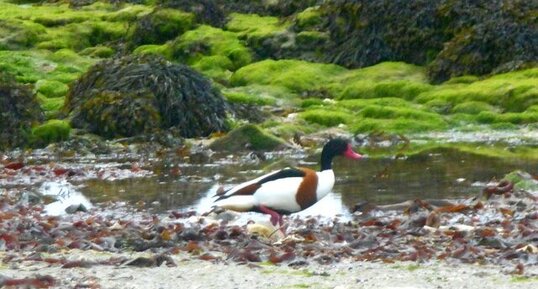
(129, 8, 195, 46)
(300, 109, 353, 127)
(503, 171, 538, 192)
(295, 7, 323, 30)
(451, 101, 497, 115)
(223, 90, 276, 106)
(209, 124, 288, 151)
(510, 276, 538, 283)
(35, 79, 68, 98)
(416, 69, 538, 113)
(0, 0, 536, 151)
(31, 119, 71, 146)
(79, 45, 115, 58)
(37, 94, 64, 119)
(226, 13, 289, 43)
(231, 59, 346, 93)
(155, 25, 254, 82)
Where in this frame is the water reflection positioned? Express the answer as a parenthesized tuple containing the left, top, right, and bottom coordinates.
(80, 147, 536, 215)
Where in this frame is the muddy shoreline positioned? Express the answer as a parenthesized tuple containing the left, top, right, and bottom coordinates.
(2, 250, 537, 289)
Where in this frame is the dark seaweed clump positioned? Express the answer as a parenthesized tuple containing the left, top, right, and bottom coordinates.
(0, 72, 44, 150)
(128, 8, 194, 47)
(66, 55, 229, 138)
(217, 0, 322, 16)
(316, 0, 537, 82)
(158, 0, 226, 27)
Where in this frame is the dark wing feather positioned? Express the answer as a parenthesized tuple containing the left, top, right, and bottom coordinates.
(214, 167, 306, 201)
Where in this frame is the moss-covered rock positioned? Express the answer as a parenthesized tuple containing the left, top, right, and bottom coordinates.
(416, 68, 538, 113)
(300, 109, 353, 127)
(79, 45, 115, 58)
(296, 31, 328, 47)
(0, 19, 46, 50)
(223, 90, 275, 106)
(231, 59, 345, 94)
(31, 119, 71, 146)
(37, 95, 64, 119)
(225, 12, 291, 58)
(0, 71, 44, 149)
(295, 6, 324, 30)
(209, 124, 288, 151)
(0, 49, 95, 85)
(476, 111, 538, 125)
(132, 44, 172, 59)
(159, 0, 225, 27)
(0, 2, 137, 52)
(35, 79, 69, 98)
(337, 97, 415, 111)
(226, 13, 288, 40)
(66, 55, 229, 138)
(451, 101, 497, 115)
(129, 8, 195, 47)
(503, 171, 538, 193)
(169, 25, 252, 80)
(328, 62, 430, 99)
(351, 117, 447, 134)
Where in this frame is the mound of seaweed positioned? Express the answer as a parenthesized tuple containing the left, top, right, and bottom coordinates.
(66, 55, 229, 138)
(427, 1, 538, 83)
(217, 0, 322, 16)
(0, 72, 43, 149)
(318, 0, 537, 82)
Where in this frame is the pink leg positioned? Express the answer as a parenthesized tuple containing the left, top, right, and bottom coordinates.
(259, 205, 282, 226)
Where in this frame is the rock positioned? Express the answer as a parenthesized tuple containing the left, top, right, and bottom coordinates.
(0, 72, 44, 150)
(209, 124, 290, 152)
(64, 204, 88, 214)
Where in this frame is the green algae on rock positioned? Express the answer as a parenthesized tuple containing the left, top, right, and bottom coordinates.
(503, 171, 538, 193)
(209, 124, 289, 152)
(0, 18, 46, 50)
(225, 12, 291, 58)
(129, 8, 195, 47)
(0, 50, 95, 84)
(159, 0, 226, 27)
(66, 55, 229, 138)
(37, 95, 64, 119)
(416, 68, 538, 114)
(300, 109, 353, 127)
(231, 59, 345, 94)
(167, 25, 252, 81)
(31, 119, 71, 147)
(0, 71, 44, 149)
(295, 6, 324, 30)
(226, 13, 289, 40)
(79, 45, 115, 58)
(35, 79, 69, 98)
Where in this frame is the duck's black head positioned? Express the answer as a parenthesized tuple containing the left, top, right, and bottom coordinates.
(320, 138, 362, 171)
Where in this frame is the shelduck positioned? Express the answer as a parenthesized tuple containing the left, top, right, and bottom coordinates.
(213, 138, 362, 226)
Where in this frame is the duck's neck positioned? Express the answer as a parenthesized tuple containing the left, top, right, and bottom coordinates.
(320, 151, 334, 172)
